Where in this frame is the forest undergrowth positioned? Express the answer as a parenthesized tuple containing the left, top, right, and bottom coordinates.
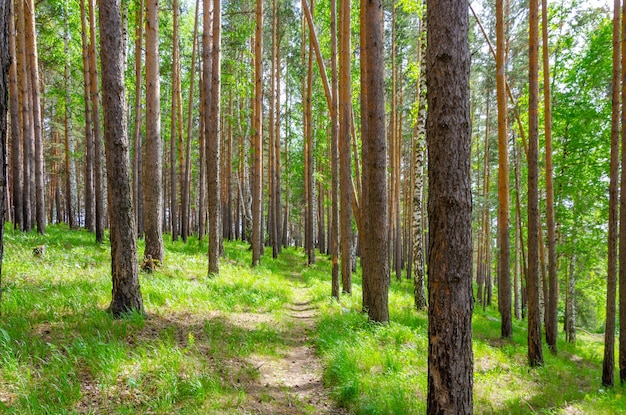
(0, 225, 624, 414)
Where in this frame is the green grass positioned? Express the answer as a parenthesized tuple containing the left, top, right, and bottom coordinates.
(0, 225, 295, 414)
(0, 224, 624, 414)
(314, 274, 626, 414)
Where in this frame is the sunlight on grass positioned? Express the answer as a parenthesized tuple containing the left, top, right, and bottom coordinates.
(0, 225, 624, 414)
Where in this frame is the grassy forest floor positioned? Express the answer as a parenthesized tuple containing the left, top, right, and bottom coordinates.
(0, 225, 624, 414)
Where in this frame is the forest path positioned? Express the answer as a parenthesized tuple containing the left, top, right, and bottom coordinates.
(228, 276, 348, 415)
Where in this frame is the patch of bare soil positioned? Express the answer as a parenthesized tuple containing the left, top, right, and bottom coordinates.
(234, 286, 349, 415)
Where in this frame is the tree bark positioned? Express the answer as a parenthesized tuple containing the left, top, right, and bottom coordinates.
(528, 0, 544, 367)
(206, 0, 222, 275)
(0, 0, 9, 313)
(603, 0, 620, 387)
(88, 0, 105, 243)
(339, 0, 352, 295)
(496, 0, 512, 338)
(80, 0, 94, 233)
(132, 0, 144, 238)
(426, 0, 474, 411)
(619, 0, 626, 384)
(24, 0, 45, 234)
(98, 0, 144, 317)
(63, 0, 77, 229)
(542, 0, 557, 354)
(170, 0, 181, 241)
(8, 0, 22, 231)
(143, 0, 164, 262)
(360, 0, 388, 323)
(412, 17, 427, 310)
(251, 0, 263, 266)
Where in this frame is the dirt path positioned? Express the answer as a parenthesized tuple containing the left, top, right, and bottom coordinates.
(227, 282, 348, 415)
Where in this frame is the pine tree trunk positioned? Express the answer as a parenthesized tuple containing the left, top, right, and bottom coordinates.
(206, 0, 221, 275)
(99, 0, 144, 317)
(251, 0, 263, 266)
(0, 0, 8, 310)
(426, 0, 474, 410)
(63, 0, 77, 230)
(602, 0, 620, 387)
(496, 0, 512, 338)
(170, 0, 181, 241)
(88, 0, 105, 243)
(528, 0, 544, 367)
(24, 0, 45, 234)
(80, 0, 94, 233)
(360, 0, 388, 323)
(8, 0, 22, 231)
(143, 0, 164, 261)
(132, 0, 144, 238)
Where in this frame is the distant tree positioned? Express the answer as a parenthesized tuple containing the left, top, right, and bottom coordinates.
(7, 0, 22, 231)
(98, 0, 144, 316)
(25, 0, 45, 234)
(339, 0, 352, 294)
(88, 0, 105, 243)
(602, 0, 620, 388)
(206, 0, 222, 275)
(527, 0, 544, 368)
(0, 0, 9, 312)
(360, 0, 388, 322)
(251, 0, 263, 266)
(496, 0, 512, 338)
(542, 0, 557, 354)
(144, 0, 165, 262)
(426, 0, 474, 411)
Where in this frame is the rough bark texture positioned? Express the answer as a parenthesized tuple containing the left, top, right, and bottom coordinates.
(63, 1, 78, 229)
(251, 0, 263, 266)
(527, 0, 544, 368)
(24, 0, 45, 234)
(339, 0, 352, 295)
(143, 0, 164, 262)
(132, 0, 144, 238)
(206, 0, 221, 275)
(619, 0, 626, 385)
(360, 0, 388, 323)
(8, 0, 22, 231)
(98, 0, 144, 317)
(496, 0, 512, 338)
(0, 0, 9, 312)
(602, 0, 620, 387)
(542, 0, 557, 354)
(80, 0, 94, 232)
(88, 0, 105, 243)
(426, 0, 474, 412)
(330, 0, 339, 299)
(170, 0, 180, 241)
(413, 18, 427, 310)
(16, 0, 33, 232)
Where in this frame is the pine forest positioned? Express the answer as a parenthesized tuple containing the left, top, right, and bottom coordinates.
(0, 0, 624, 413)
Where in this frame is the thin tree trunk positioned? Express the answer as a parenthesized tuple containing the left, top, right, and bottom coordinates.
(564, 253, 576, 343)
(88, 0, 105, 243)
(206, 0, 221, 275)
(0, 0, 9, 314)
(497, 0, 512, 338)
(170, 0, 181, 241)
(602, 0, 620, 387)
(181, 0, 199, 243)
(543, 0, 558, 354)
(412, 16, 427, 310)
(8, 0, 22, 231)
(80, 0, 94, 233)
(143, 0, 164, 261)
(251, 0, 263, 266)
(64, 0, 77, 229)
(528, 0, 544, 367)
(132, 0, 144, 238)
(25, 0, 45, 234)
(329, 0, 340, 298)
